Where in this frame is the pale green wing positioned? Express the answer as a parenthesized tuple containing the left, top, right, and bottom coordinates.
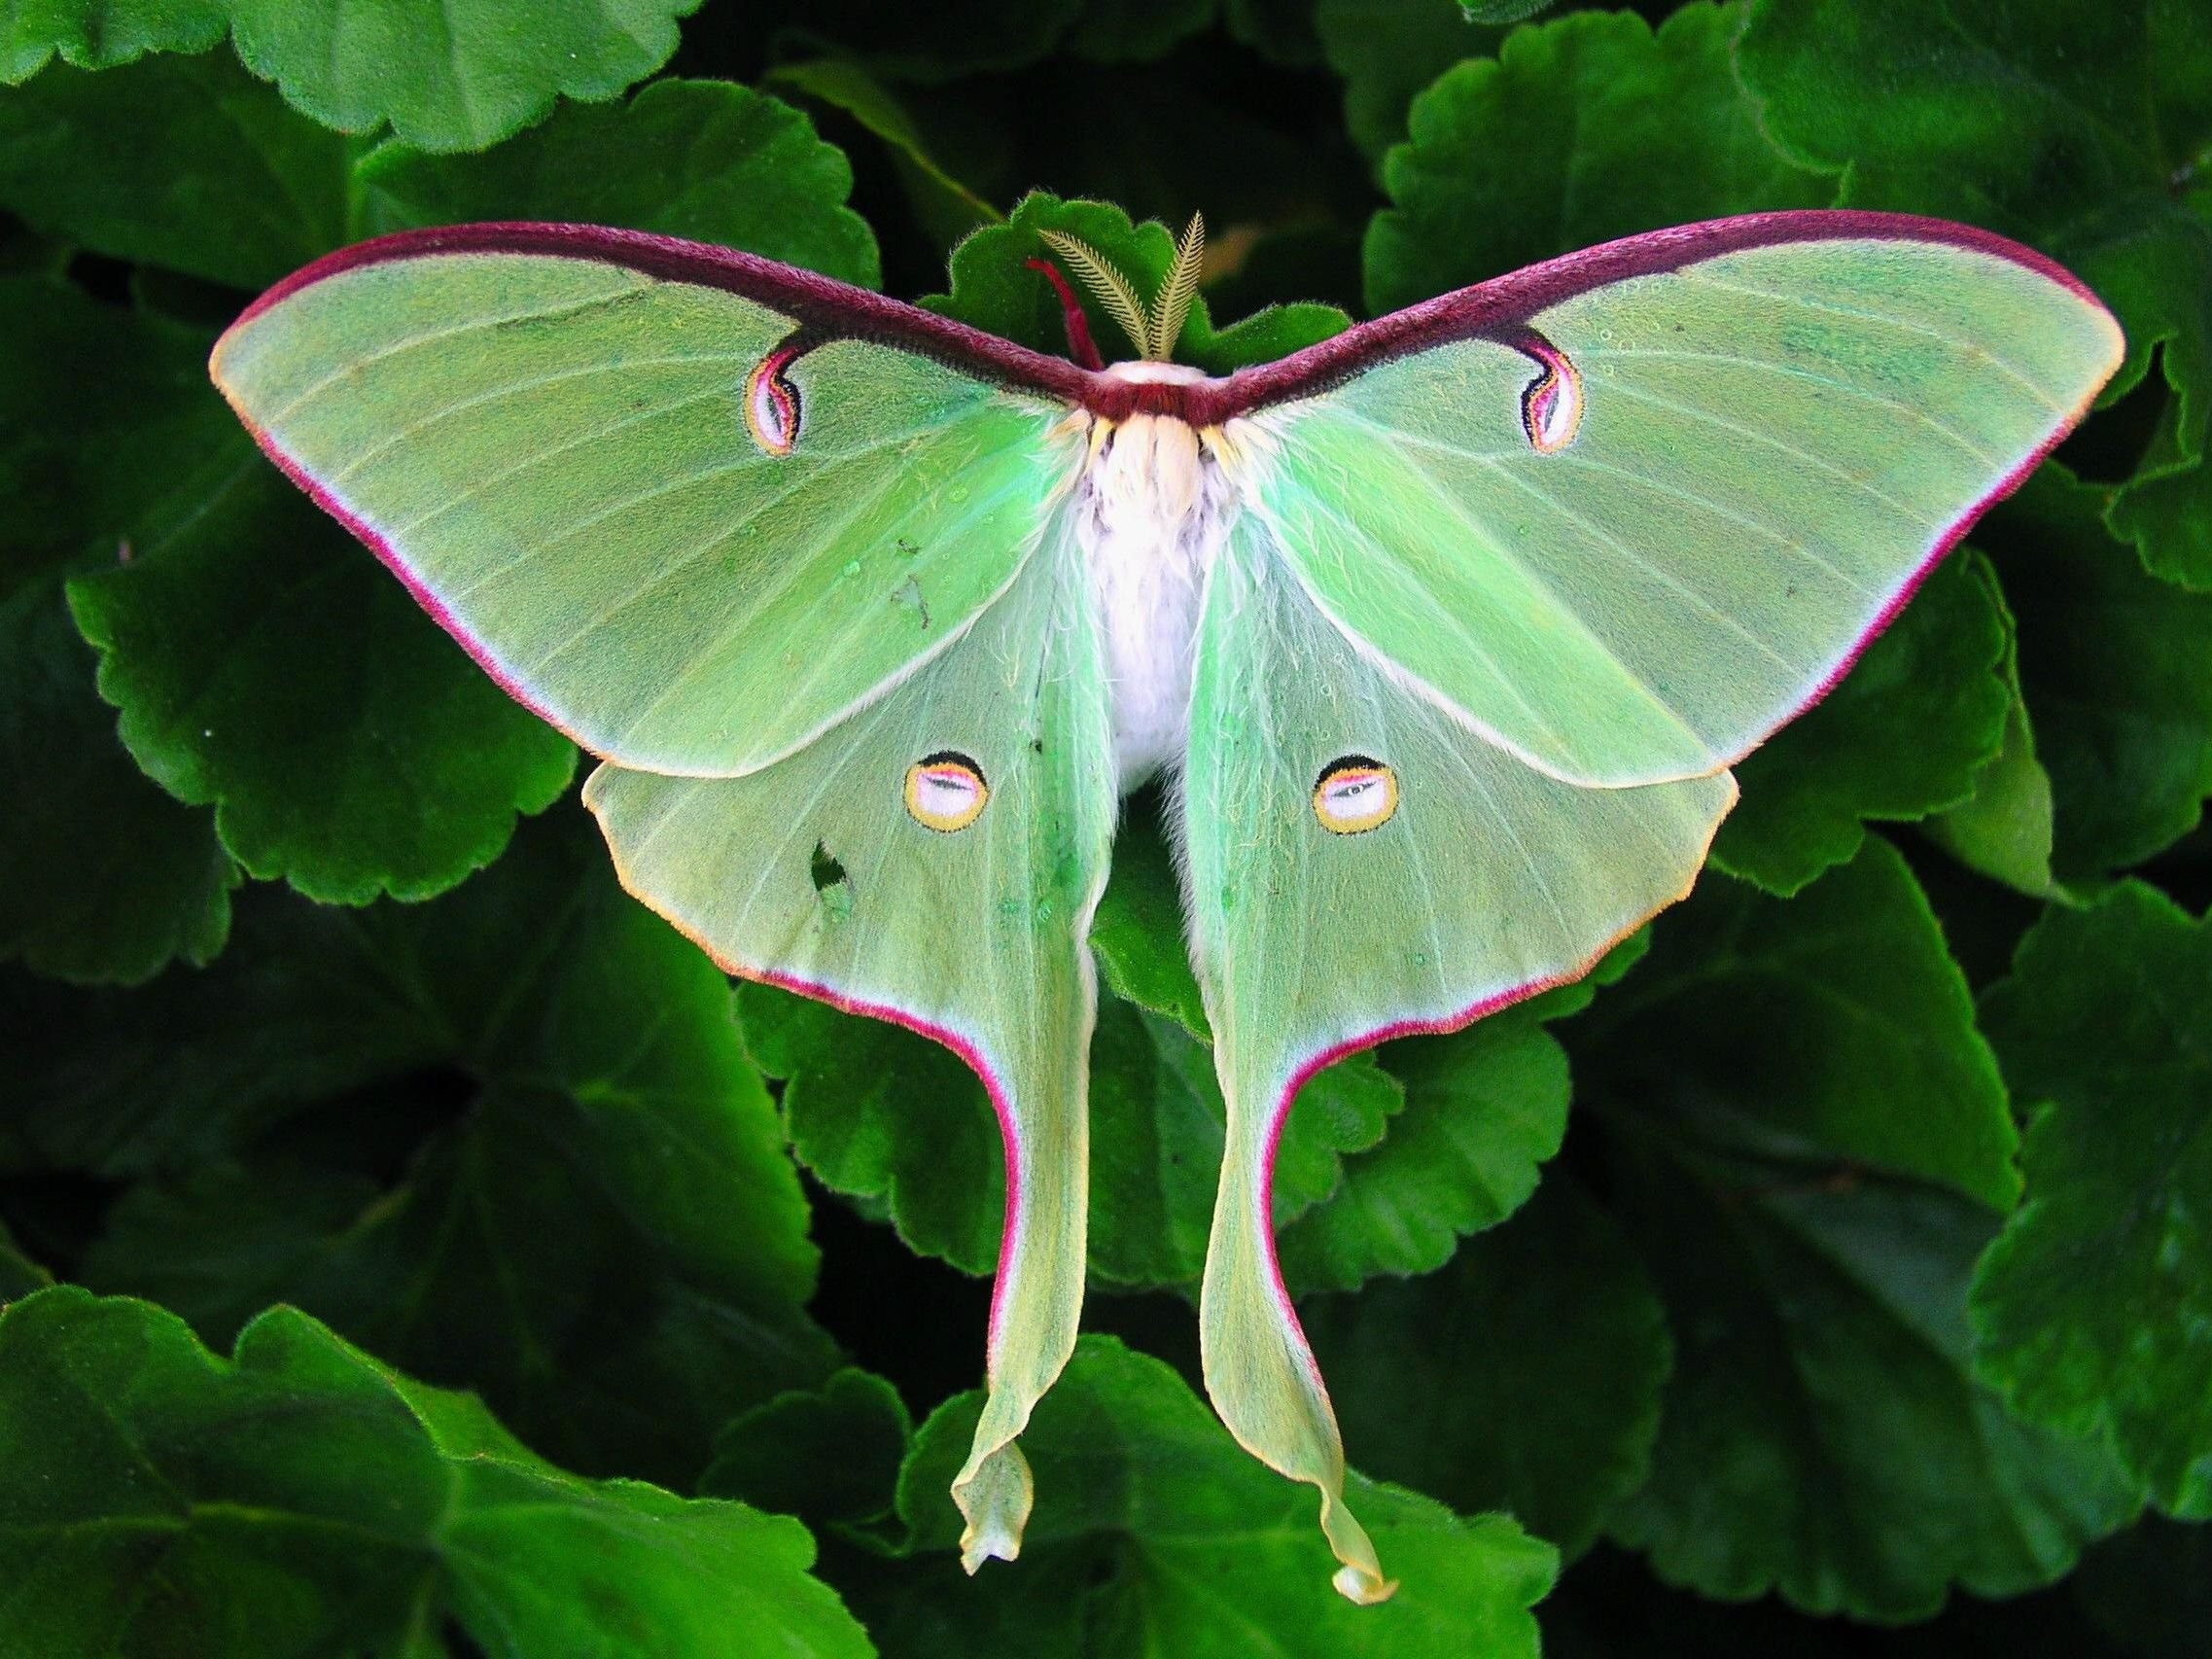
(584, 507, 1114, 1571)
(212, 232, 1083, 776)
(1179, 512, 1735, 1601)
(1243, 234, 2124, 787)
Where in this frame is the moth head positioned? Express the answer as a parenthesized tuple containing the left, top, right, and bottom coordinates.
(1034, 212, 1205, 366)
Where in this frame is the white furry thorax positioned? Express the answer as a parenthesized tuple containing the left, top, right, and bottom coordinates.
(1074, 362, 1239, 789)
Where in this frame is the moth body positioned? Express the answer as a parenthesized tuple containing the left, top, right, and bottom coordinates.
(1078, 363, 1233, 789)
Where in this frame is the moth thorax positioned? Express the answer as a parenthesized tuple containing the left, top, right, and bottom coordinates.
(1101, 361, 1211, 384)
(1079, 408, 1226, 792)
(1095, 412, 1207, 527)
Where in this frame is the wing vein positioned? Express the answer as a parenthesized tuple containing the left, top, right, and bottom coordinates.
(326, 351, 755, 486)
(262, 283, 661, 423)
(1488, 449, 1873, 603)
(1676, 267, 2068, 411)
(390, 384, 735, 537)
(1588, 348, 2004, 466)
(1586, 373, 1934, 522)
(444, 424, 948, 605)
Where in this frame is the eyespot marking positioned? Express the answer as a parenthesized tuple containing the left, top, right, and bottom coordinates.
(905, 751, 989, 832)
(1314, 755, 1398, 834)
(1517, 335, 1582, 453)
(745, 343, 803, 455)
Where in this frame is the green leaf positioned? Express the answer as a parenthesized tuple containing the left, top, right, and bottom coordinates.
(1972, 882, 2212, 1518)
(1995, 466, 2212, 879)
(771, 0, 1086, 83)
(20, 808, 834, 1484)
(1091, 997, 1403, 1288)
(1543, 1520, 2138, 1657)
(0, 594, 236, 983)
(1090, 797, 1209, 1038)
(701, 1368, 914, 1540)
(1925, 691, 2062, 897)
(0, 49, 349, 290)
(1600, 1128, 2136, 1617)
(764, 58, 1002, 248)
(0, 276, 235, 983)
(1274, 1003, 1568, 1293)
(1923, 565, 2064, 898)
(12, 109, 526, 920)
(1457, 0, 1555, 20)
(1303, 1172, 1669, 1559)
(1, 895, 436, 1178)
(2102, 222, 2212, 590)
(1067, 0, 1218, 63)
(740, 979, 1003, 1272)
(1738, 0, 2212, 590)
(1095, 889, 1633, 1296)
(852, 1335, 1557, 1655)
(1223, 0, 1322, 67)
(1364, 3, 1830, 315)
(1081, 998, 1243, 1286)
(1712, 550, 2012, 896)
(227, 0, 705, 153)
(0, 1288, 872, 1659)
(1584, 836, 2020, 1211)
(359, 78, 883, 288)
(39, 69, 900, 908)
(1316, 0, 1499, 161)
(741, 978, 1400, 1290)
(69, 461, 578, 905)
(1568, 843, 2135, 1615)
(930, 192, 1348, 372)
(0, 0, 222, 81)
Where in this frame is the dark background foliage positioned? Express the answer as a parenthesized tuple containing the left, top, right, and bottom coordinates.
(2, 1, 2209, 1654)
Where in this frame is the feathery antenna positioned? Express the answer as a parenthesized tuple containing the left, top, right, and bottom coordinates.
(1035, 229, 1151, 360)
(1151, 212, 1205, 361)
(1035, 212, 1208, 363)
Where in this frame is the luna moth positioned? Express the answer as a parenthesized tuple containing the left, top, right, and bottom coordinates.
(210, 206, 2121, 1603)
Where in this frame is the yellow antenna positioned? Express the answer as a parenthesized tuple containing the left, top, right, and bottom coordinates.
(1036, 213, 1208, 362)
(1035, 229, 1150, 360)
(1150, 212, 1205, 361)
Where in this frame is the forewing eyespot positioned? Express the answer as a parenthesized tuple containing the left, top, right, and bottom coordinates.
(744, 345, 803, 456)
(904, 751, 989, 832)
(1517, 336, 1583, 453)
(1313, 755, 1399, 834)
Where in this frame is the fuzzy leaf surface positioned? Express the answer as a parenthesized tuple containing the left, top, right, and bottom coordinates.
(227, 0, 706, 152)
(1973, 883, 2212, 1517)
(850, 1336, 1557, 1655)
(1576, 841, 2132, 1616)
(0, 1288, 870, 1658)
(1739, 0, 2212, 589)
(17, 810, 835, 1484)
(0, 277, 235, 982)
(1304, 1172, 1669, 1559)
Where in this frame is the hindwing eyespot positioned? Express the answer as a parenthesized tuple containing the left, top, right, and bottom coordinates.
(1313, 756, 1399, 834)
(905, 751, 989, 832)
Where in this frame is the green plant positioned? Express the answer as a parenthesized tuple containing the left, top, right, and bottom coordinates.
(2, 2, 2207, 1654)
